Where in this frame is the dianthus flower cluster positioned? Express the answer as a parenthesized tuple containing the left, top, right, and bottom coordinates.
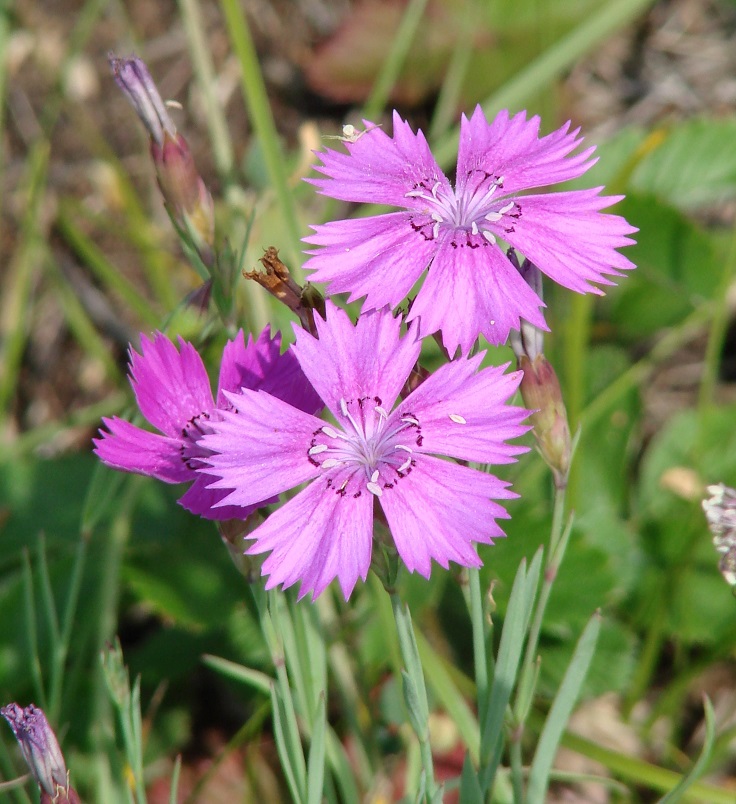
(97, 58, 635, 599)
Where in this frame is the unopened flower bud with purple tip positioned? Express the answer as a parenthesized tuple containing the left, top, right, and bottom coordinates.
(1, 703, 81, 803)
(109, 54, 215, 265)
(109, 55, 177, 146)
(509, 254, 571, 488)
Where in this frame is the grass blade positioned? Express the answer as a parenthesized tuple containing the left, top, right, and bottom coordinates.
(526, 612, 601, 803)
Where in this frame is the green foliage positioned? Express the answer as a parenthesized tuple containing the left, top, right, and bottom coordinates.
(4, 1, 736, 801)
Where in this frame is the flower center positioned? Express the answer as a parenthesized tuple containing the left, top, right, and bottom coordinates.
(404, 169, 520, 246)
(306, 396, 421, 498)
(180, 411, 215, 470)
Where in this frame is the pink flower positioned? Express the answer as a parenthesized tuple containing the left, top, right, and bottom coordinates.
(201, 302, 529, 599)
(94, 328, 322, 520)
(304, 107, 636, 356)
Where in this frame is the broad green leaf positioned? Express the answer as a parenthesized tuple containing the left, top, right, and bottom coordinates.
(631, 118, 736, 209)
(608, 194, 723, 340)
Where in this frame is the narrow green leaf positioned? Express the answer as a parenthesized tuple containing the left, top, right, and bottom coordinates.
(432, 0, 656, 166)
(402, 669, 426, 739)
(527, 613, 601, 803)
(307, 692, 327, 804)
(361, 0, 430, 119)
(479, 549, 543, 791)
(271, 683, 306, 804)
(325, 727, 360, 803)
(201, 654, 273, 696)
(169, 755, 182, 804)
(563, 731, 735, 803)
(81, 462, 128, 535)
(459, 753, 484, 804)
(659, 696, 716, 803)
(416, 629, 479, 763)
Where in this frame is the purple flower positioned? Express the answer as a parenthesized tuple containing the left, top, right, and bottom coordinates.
(1, 703, 80, 803)
(94, 328, 322, 520)
(304, 107, 637, 356)
(200, 302, 529, 600)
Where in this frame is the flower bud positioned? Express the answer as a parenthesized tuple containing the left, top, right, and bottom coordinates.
(518, 354, 572, 489)
(508, 253, 544, 364)
(151, 133, 215, 262)
(109, 54, 175, 146)
(1, 703, 81, 803)
(109, 54, 215, 264)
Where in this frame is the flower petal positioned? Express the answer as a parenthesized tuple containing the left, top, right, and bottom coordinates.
(292, 303, 421, 418)
(506, 189, 638, 294)
(308, 111, 451, 209)
(399, 358, 530, 463)
(381, 455, 513, 577)
(218, 328, 322, 414)
(246, 472, 373, 600)
(200, 390, 323, 508)
(93, 417, 191, 484)
(407, 236, 547, 355)
(178, 475, 262, 521)
(130, 333, 214, 437)
(456, 107, 597, 198)
(304, 213, 437, 309)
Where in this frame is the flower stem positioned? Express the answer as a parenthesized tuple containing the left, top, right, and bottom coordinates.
(513, 482, 572, 747)
(468, 566, 489, 719)
(389, 591, 437, 799)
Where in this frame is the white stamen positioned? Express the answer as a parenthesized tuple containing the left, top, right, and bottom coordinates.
(309, 445, 328, 455)
(398, 458, 413, 474)
(367, 482, 383, 497)
(431, 181, 441, 197)
(431, 212, 443, 223)
(370, 469, 380, 484)
(471, 221, 479, 236)
(432, 221, 440, 240)
(375, 405, 388, 419)
(340, 398, 349, 416)
(482, 230, 496, 244)
(499, 201, 515, 215)
(490, 320, 495, 325)
(402, 415, 420, 426)
(485, 211, 502, 222)
(496, 175, 505, 185)
(449, 414, 466, 424)
(322, 426, 339, 438)
(395, 444, 412, 453)
(322, 459, 340, 468)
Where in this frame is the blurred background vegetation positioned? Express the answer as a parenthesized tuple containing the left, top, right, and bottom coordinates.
(2, 0, 736, 800)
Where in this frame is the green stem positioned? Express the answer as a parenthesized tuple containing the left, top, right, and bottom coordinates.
(468, 567, 489, 720)
(178, 0, 235, 179)
(520, 485, 567, 697)
(389, 592, 437, 799)
(219, 0, 305, 274)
